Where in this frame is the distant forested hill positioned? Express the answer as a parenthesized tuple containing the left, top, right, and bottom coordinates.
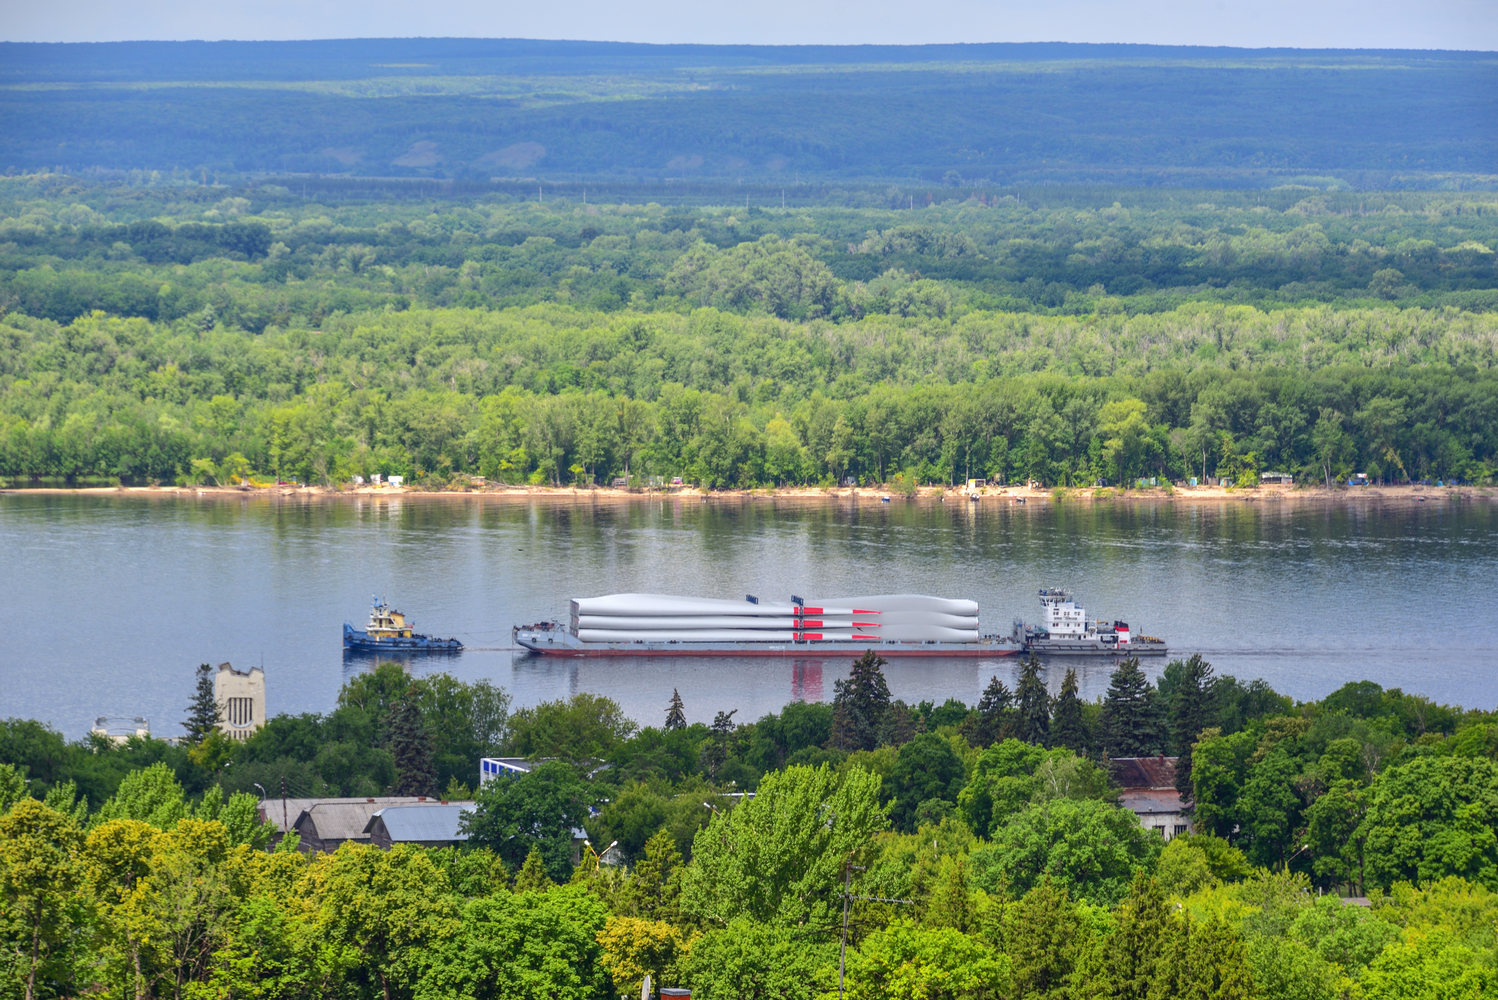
(1, 39, 1493, 188)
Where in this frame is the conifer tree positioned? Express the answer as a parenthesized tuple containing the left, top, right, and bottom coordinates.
(1009, 876, 1086, 1000)
(830, 650, 891, 751)
(1163, 654, 1215, 800)
(664, 689, 687, 731)
(973, 675, 1013, 748)
(700, 709, 738, 778)
(1154, 911, 1253, 1000)
(386, 690, 437, 797)
(1050, 668, 1088, 754)
(183, 663, 220, 745)
(1015, 653, 1051, 747)
(513, 845, 554, 893)
(1089, 872, 1177, 999)
(1102, 657, 1166, 759)
(620, 828, 684, 922)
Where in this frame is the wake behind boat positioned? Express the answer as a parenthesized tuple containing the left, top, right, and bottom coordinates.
(343, 600, 462, 653)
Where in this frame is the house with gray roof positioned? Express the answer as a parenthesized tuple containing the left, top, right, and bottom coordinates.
(364, 802, 477, 849)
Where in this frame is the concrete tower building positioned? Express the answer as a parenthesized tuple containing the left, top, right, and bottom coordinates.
(214, 663, 265, 741)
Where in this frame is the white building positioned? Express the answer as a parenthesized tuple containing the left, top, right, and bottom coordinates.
(1110, 756, 1192, 841)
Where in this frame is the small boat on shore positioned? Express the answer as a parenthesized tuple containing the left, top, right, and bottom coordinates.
(343, 600, 462, 653)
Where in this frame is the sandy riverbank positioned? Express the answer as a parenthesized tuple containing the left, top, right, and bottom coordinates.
(4, 481, 1493, 507)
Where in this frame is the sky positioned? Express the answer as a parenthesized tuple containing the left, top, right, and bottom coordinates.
(1, 0, 1494, 50)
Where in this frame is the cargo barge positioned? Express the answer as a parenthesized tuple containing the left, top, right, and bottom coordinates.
(513, 593, 1021, 658)
(514, 588, 1165, 658)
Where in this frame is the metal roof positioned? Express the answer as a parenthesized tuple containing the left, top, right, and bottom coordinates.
(261, 796, 415, 834)
(1109, 756, 1178, 790)
(364, 803, 477, 843)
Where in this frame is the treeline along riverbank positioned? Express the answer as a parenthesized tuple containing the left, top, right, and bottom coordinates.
(3, 185, 1497, 490)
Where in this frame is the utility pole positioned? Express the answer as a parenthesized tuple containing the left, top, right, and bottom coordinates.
(839, 861, 909, 1000)
(839, 862, 852, 1000)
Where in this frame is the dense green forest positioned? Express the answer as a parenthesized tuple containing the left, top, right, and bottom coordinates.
(4, 656, 1498, 999)
(2, 181, 1496, 488)
(2, 40, 1496, 188)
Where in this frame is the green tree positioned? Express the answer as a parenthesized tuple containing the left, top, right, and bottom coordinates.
(882, 732, 966, 834)
(92, 761, 188, 830)
(844, 921, 1011, 1000)
(682, 763, 887, 927)
(1153, 911, 1254, 1000)
(0, 799, 87, 1000)
(700, 709, 738, 779)
(1014, 654, 1051, 747)
(1189, 728, 1256, 839)
(464, 762, 597, 883)
(1356, 755, 1498, 891)
(683, 918, 834, 1000)
(971, 797, 1163, 906)
(1160, 654, 1214, 801)
(507, 693, 637, 764)
(1087, 873, 1175, 999)
(386, 691, 438, 798)
(1007, 876, 1089, 1000)
(972, 674, 1013, 749)
(664, 689, 687, 731)
(417, 884, 609, 1000)
(616, 828, 684, 923)
(831, 651, 892, 752)
(1102, 658, 1166, 758)
(1050, 668, 1087, 755)
(183, 663, 219, 745)
(1236, 749, 1305, 869)
(311, 843, 457, 1000)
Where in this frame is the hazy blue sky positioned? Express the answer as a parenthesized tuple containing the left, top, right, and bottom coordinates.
(3, 0, 1493, 50)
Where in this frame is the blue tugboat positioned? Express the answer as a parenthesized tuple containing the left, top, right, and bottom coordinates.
(343, 600, 462, 653)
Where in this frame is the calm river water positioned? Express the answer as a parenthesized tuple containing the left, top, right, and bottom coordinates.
(2, 492, 1496, 739)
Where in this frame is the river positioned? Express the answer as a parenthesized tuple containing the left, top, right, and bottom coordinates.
(2, 491, 1495, 739)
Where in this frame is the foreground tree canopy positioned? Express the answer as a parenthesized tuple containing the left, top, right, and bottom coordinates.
(3, 657, 1498, 998)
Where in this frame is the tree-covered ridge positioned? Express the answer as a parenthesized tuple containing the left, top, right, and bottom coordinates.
(3, 660, 1498, 999)
(5, 183, 1498, 325)
(2, 40, 1495, 187)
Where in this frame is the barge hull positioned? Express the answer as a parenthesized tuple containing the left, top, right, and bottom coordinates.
(519, 643, 1021, 658)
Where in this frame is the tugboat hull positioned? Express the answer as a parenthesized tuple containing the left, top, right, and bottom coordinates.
(343, 623, 462, 652)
